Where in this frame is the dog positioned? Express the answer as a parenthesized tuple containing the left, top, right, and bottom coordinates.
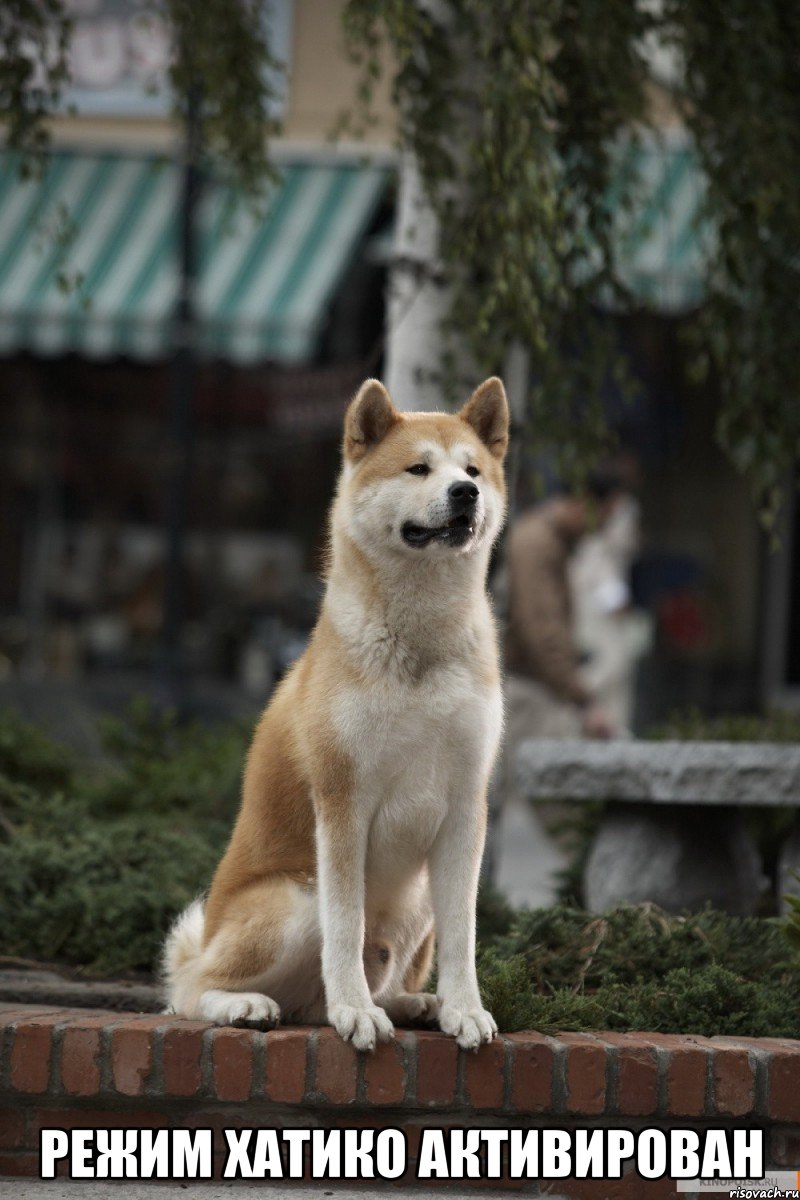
(163, 375, 509, 1051)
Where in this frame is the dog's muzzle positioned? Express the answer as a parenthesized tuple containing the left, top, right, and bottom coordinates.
(401, 482, 480, 548)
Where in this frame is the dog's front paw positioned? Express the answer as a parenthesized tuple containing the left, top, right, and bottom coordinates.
(438, 1001, 497, 1050)
(329, 1003, 394, 1051)
(199, 989, 281, 1029)
(384, 992, 440, 1025)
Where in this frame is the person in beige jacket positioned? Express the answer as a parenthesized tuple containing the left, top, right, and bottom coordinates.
(570, 492, 652, 732)
(504, 475, 627, 746)
(490, 473, 628, 904)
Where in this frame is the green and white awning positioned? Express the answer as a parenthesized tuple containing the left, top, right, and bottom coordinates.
(0, 136, 708, 362)
(0, 151, 389, 363)
(611, 133, 711, 312)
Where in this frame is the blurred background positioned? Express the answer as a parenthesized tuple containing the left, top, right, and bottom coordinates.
(1, 1, 800, 1001)
(0, 0, 796, 738)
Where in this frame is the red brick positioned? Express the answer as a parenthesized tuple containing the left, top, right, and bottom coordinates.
(61, 1025, 106, 1097)
(402, 1120, 427, 1163)
(52, 1008, 121, 1024)
(415, 1032, 458, 1106)
(0, 1151, 40, 1178)
(211, 1028, 254, 1102)
(624, 1034, 707, 1119)
(712, 1035, 774, 1051)
(601, 1033, 658, 1116)
(0, 1005, 64, 1024)
(173, 1111, 251, 1137)
(162, 1022, 209, 1097)
(562, 1033, 606, 1115)
(61, 1007, 123, 1019)
(769, 1126, 800, 1167)
(769, 1047, 800, 1122)
(109, 1013, 171, 1027)
(449, 1174, 524, 1193)
(464, 1036, 506, 1110)
(331, 1113, 409, 1131)
(57, 1012, 124, 1098)
(314, 1029, 358, 1104)
(264, 1029, 308, 1103)
(0, 1107, 26, 1149)
(508, 1033, 555, 1113)
(29, 1109, 169, 1136)
(363, 1034, 407, 1105)
(712, 1046, 755, 1116)
(558, 1171, 677, 1200)
(668, 1050, 707, 1118)
(10, 1017, 59, 1093)
(756, 1037, 800, 1049)
(111, 1022, 158, 1096)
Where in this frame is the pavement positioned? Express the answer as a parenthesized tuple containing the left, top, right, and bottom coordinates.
(493, 795, 567, 909)
(0, 675, 258, 760)
(0, 1185, 543, 1199)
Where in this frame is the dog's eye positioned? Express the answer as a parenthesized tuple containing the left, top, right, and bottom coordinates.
(406, 463, 430, 476)
(466, 465, 480, 478)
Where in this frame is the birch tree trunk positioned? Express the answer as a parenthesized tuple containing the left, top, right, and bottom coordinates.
(383, 151, 451, 411)
(383, 3, 526, 418)
(382, 0, 456, 413)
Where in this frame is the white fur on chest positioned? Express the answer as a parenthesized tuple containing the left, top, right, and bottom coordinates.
(332, 660, 502, 889)
(334, 661, 500, 782)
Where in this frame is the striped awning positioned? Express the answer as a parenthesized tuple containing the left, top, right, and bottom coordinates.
(0, 151, 390, 363)
(611, 133, 711, 312)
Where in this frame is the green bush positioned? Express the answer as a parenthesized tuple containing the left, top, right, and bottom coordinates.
(0, 814, 225, 974)
(0, 701, 247, 974)
(476, 897, 800, 1037)
(648, 706, 800, 743)
(479, 959, 799, 1039)
(0, 708, 74, 792)
(90, 697, 248, 819)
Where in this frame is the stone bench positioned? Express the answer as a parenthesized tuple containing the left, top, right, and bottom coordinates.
(515, 740, 800, 914)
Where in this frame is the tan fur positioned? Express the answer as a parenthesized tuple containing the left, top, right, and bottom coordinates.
(403, 927, 436, 993)
(163, 377, 509, 1050)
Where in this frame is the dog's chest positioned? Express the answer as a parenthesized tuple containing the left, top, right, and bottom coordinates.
(332, 660, 501, 878)
(335, 659, 495, 777)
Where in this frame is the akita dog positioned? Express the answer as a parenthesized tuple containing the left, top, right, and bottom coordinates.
(163, 376, 509, 1051)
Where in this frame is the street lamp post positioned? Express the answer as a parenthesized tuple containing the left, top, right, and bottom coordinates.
(160, 82, 203, 714)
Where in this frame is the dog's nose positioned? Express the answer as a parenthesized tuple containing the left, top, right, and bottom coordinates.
(448, 480, 479, 508)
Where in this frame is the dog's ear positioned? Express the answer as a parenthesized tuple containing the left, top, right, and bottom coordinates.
(344, 379, 400, 462)
(459, 377, 509, 460)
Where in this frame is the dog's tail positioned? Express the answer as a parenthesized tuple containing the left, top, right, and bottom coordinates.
(161, 898, 206, 1014)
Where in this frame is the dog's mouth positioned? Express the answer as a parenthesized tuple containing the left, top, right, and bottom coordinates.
(401, 513, 477, 548)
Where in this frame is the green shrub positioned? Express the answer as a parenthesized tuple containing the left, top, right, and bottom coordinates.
(0, 707, 74, 791)
(89, 697, 248, 819)
(479, 958, 799, 1040)
(648, 707, 800, 743)
(494, 903, 794, 989)
(0, 701, 246, 974)
(785, 874, 800, 953)
(0, 812, 227, 974)
(475, 902, 800, 1037)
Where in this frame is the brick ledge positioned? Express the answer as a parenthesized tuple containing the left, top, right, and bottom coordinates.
(1, 1002, 799, 1119)
(2, 1003, 800, 1191)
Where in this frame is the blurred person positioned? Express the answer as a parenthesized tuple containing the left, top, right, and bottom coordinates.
(570, 489, 653, 732)
(489, 469, 628, 908)
(503, 468, 627, 743)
